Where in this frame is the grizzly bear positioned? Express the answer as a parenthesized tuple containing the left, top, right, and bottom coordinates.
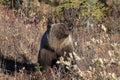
(38, 23, 74, 70)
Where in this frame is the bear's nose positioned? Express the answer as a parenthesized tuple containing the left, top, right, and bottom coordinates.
(69, 26, 73, 31)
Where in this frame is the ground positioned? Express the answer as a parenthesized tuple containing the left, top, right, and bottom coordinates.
(0, 3, 120, 80)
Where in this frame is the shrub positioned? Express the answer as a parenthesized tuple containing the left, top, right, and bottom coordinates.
(46, 0, 107, 27)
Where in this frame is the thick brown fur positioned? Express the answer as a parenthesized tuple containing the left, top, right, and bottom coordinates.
(38, 23, 73, 70)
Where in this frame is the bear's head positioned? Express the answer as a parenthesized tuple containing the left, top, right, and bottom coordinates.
(48, 23, 73, 39)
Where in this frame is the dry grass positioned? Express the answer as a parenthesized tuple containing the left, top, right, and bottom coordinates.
(0, 2, 120, 80)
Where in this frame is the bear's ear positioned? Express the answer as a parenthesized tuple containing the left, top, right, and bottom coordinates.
(47, 24, 51, 30)
(47, 18, 52, 30)
(68, 23, 74, 31)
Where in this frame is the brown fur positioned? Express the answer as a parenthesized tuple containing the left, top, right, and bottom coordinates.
(38, 23, 73, 70)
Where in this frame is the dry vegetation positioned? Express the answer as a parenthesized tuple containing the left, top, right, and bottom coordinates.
(0, 0, 120, 80)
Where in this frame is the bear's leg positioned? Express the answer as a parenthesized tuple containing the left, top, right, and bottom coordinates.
(38, 48, 57, 71)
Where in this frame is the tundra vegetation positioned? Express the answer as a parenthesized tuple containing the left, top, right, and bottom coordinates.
(0, 0, 120, 80)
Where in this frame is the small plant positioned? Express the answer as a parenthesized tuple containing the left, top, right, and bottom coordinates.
(35, 63, 42, 72)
